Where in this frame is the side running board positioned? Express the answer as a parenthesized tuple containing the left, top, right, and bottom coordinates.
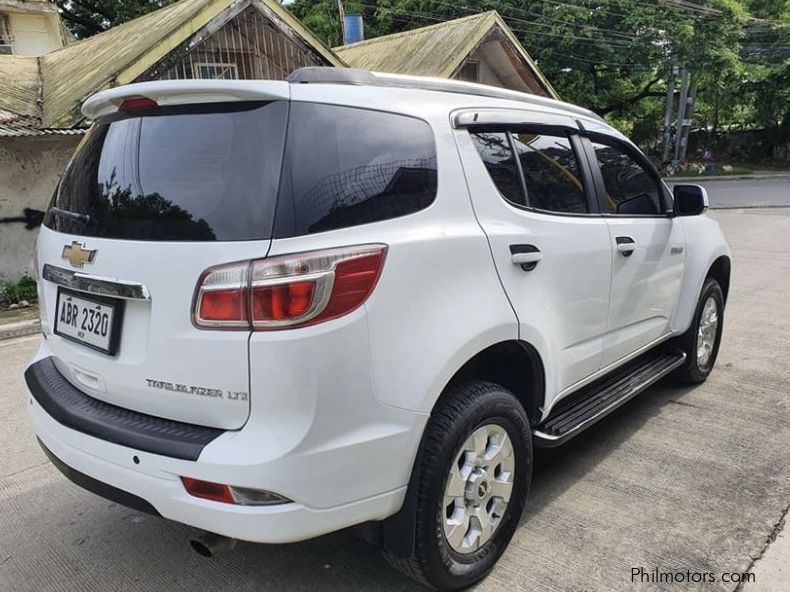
(533, 350, 686, 447)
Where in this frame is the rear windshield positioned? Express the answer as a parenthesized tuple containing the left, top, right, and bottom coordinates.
(45, 101, 287, 241)
(45, 101, 437, 242)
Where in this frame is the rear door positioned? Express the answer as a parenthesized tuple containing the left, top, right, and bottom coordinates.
(37, 98, 289, 430)
(454, 112, 613, 399)
(581, 135, 685, 366)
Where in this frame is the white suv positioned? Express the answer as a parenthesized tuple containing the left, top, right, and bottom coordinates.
(25, 68, 730, 590)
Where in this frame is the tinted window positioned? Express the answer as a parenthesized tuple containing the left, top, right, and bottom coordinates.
(470, 132, 525, 206)
(45, 102, 287, 241)
(274, 103, 437, 237)
(591, 142, 663, 215)
(511, 132, 588, 214)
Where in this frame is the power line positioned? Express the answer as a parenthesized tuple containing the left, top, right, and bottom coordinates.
(551, 51, 657, 68)
(363, 3, 642, 47)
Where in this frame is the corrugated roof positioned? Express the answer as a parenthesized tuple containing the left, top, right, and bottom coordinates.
(0, 0, 344, 131)
(0, 122, 86, 137)
(335, 11, 557, 99)
(39, 0, 216, 127)
(0, 56, 40, 120)
(335, 12, 494, 77)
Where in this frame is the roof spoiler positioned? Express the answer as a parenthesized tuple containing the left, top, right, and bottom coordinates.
(82, 80, 290, 121)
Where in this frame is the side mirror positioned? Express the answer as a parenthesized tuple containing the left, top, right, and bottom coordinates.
(673, 184, 709, 216)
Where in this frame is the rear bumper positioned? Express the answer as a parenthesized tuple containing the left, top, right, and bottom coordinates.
(37, 438, 160, 516)
(26, 357, 222, 461)
(26, 342, 426, 544)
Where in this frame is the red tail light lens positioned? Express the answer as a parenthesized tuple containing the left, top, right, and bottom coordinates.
(200, 289, 248, 322)
(193, 244, 387, 330)
(252, 281, 316, 321)
(193, 262, 249, 328)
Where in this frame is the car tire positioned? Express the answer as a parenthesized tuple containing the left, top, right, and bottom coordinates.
(383, 381, 532, 590)
(671, 278, 725, 384)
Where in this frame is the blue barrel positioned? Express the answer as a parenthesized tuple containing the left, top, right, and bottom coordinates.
(344, 14, 364, 44)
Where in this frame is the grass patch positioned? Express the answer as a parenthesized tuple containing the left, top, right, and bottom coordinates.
(0, 276, 38, 307)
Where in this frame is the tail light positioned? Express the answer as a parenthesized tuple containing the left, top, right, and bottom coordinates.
(193, 244, 387, 331)
(118, 96, 158, 112)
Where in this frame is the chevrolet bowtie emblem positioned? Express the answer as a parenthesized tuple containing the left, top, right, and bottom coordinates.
(62, 241, 97, 268)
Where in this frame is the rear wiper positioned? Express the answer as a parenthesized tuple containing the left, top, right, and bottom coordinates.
(50, 207, 92, 225)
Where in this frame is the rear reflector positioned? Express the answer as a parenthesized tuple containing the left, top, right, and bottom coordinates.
(181, 477, 291, 506)
(181, 477, 235, 504)
(193, 244, 387, 331)
(118, 96, 158, 112)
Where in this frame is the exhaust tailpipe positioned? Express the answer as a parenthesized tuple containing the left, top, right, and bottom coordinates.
(190, 532, 237, 557)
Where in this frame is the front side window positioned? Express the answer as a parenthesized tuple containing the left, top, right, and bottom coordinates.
(274, 103, 437, 237)
(591, 141, 663, 215)
(471, 130, 588, 214)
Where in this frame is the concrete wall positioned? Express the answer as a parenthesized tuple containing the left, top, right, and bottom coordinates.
(7, 12, 64, 55)
(0, 135, 79, 281)
(476, 56, 507, 88)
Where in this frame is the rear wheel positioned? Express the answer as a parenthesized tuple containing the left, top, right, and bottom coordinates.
(383, 381, 532, 590)
(672, 278, 724, 384)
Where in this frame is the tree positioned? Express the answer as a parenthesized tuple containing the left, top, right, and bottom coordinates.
(56, 1, 177, 38)
(292, 0, 788, 156)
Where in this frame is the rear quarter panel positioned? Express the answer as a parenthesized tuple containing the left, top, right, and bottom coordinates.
(275, 86, 519, 415)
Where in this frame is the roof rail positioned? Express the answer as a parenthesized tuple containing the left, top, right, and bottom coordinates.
(287, 67, 603, 122)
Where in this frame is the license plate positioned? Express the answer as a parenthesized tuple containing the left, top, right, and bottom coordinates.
(54, 289, 123, 355)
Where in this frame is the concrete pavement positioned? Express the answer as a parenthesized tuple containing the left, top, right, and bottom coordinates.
(2, 208, 790, 591)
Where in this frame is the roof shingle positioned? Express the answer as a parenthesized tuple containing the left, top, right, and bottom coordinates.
(334, 11, 557, 99)
(335, 12, 495, 78)
(0, 0, 343, 134)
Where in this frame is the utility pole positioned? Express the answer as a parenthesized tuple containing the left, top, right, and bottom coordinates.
(337, 0, 346, 45)
(661, 65, 678, 163)
(678, 81, 697, 162)
(674, 67, 690, 162)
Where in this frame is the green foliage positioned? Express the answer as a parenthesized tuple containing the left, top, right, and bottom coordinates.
(56, 1, 178, 38)
(1, 276, 37, 306)
(290, 0, 789, 157)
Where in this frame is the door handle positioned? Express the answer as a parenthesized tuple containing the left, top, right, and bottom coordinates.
(615, 236, 636, 257)
(510, 244, 542, 271)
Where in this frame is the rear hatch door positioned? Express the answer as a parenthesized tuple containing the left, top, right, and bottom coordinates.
(37, 92, 289, 430)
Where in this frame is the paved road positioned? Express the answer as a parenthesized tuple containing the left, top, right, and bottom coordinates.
(665, 177, 790, 208)
(2, 209, 790, 592)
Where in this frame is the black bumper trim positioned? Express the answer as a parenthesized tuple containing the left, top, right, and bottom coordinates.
(26, 357, 223, 461)
(38, 438, 161, 516)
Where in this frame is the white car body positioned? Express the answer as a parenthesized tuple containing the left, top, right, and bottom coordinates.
(26, 71, 730, 550)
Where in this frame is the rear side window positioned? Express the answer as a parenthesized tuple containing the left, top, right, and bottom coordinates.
(511, 132, 588, 214)
(590, 141, 663, 215)
(45, 102, 287, 241)
(471, 130, 588, 214)
(274, 103, 437, 237)
(470, 132, 524, 206)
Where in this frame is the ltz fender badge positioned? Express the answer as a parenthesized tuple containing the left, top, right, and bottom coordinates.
(145, 379, 249, 402)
